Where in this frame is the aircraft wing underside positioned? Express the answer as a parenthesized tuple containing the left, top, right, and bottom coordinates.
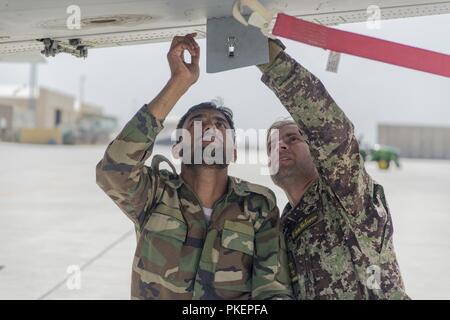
(0, 0, 449, 58)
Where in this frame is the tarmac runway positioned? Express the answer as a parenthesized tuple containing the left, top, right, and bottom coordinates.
(1, 142, 449, 299)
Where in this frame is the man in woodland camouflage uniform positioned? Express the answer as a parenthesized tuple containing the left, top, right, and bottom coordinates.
(259, 39, 409, 299)
(96, 33, 292, 300)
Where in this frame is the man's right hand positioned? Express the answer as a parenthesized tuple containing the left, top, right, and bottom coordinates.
(167, 33, 200, 89)
(145, 33, 200, 120)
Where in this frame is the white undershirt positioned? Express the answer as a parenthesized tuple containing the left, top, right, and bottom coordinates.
(203, 207, 213, 222)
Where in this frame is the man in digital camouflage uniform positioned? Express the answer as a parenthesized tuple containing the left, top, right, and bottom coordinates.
(96, 33, 292, 300)
(259, 39, 409, 299)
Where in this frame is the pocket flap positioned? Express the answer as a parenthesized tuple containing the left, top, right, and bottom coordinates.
(153, 203, 184, 223)
(145, 212, 187, 243)
(223, 220, 254, 237)
(222, 221, 254, 255)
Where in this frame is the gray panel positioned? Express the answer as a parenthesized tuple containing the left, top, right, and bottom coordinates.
(206, 16, 269, 73)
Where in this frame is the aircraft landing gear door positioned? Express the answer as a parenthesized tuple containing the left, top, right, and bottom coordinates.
(206, 16, 269, 73)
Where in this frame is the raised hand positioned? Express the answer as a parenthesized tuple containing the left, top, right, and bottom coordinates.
(167, 33, 200, 89)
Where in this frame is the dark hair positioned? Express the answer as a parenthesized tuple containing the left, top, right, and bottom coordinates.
(266, 118, 298, 145)
(176, 102, 235, 131)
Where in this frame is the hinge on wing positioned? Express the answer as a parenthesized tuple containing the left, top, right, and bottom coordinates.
(38, 38, 89, 58)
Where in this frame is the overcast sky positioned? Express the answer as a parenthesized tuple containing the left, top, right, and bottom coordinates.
(0, 13, 449, 144)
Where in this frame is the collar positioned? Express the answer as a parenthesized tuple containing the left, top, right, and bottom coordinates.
(282, 178, 322, 217)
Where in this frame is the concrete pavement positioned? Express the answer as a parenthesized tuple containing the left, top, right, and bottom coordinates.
(1, 142, 449, 299)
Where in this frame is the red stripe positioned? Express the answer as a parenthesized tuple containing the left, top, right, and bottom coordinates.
(272, 13, 450, 78)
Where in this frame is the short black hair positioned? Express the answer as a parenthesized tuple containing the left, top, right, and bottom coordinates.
(176, 102, 235, 131)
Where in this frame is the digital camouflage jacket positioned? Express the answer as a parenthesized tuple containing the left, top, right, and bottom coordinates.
(259, 50, 409, 300)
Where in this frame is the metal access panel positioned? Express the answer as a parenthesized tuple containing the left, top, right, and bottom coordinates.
(206, 16, 269, 73)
